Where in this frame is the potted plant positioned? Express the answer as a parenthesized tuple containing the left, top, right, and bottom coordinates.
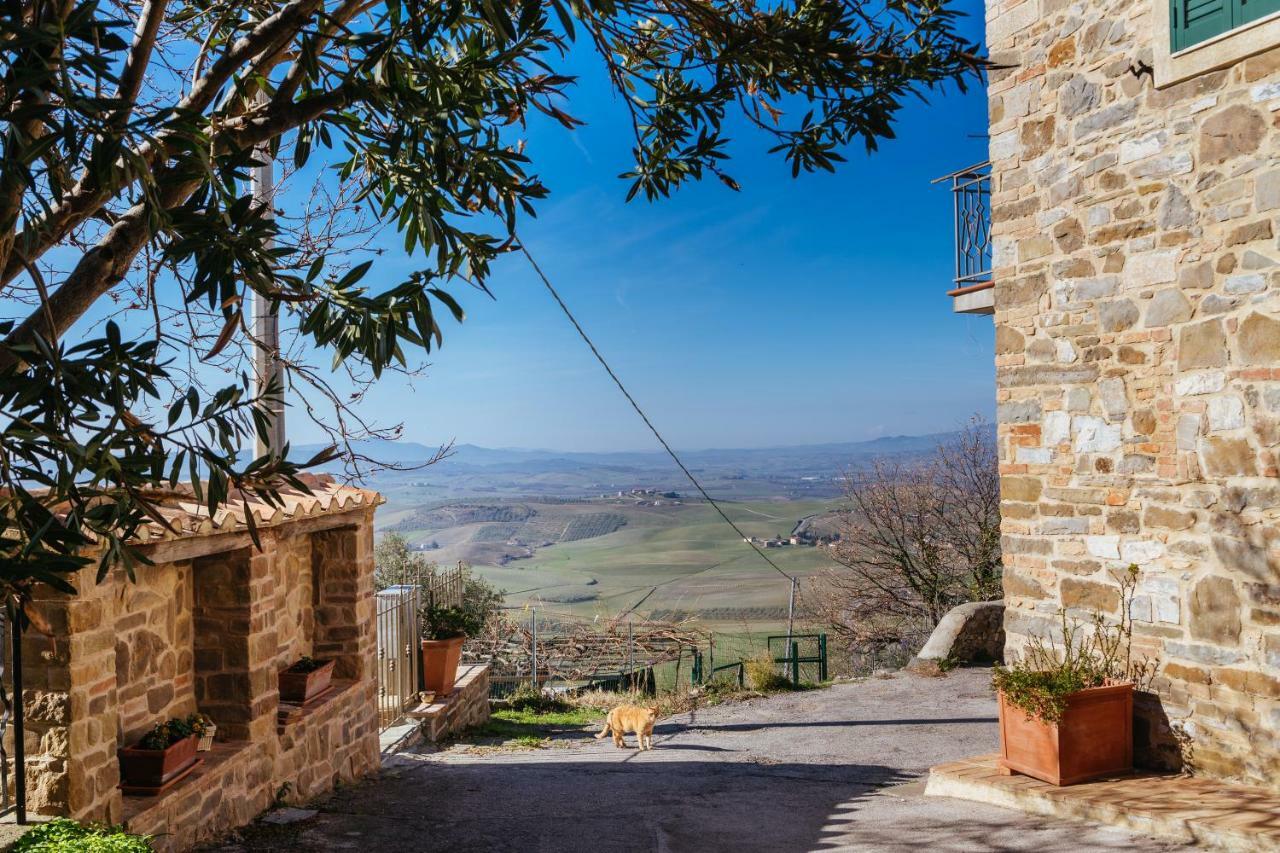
(118, 714, 205, 787)
(279, 656, 336, 703)
(992, 565, 1155, 786)
(421, 604, 482, 695)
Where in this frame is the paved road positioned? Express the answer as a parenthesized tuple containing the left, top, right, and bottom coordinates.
(222, 668, 1189, 852)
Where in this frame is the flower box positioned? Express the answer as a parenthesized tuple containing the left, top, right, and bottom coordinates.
(118, 734, 199, 788)
(997, 681, 1133, 785)
(279, 657, 336, 703)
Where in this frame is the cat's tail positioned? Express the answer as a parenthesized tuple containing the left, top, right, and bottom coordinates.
(594, 720, 611, 740)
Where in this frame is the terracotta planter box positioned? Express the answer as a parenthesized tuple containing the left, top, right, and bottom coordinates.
(421, 635, 465, 695)
(118, 734, 199, 788)
(279, 658, 336, 703)
(997, 681, 1133, 785)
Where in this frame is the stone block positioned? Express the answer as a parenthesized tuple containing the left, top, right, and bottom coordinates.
(1144, 288, 1192, 327)
(1062, 578, 1121, 613)
(1208, 396, 1246, 432)
(1199, 105, 1266, 164)
(1001, 476, 1042, 502)
(1098, 299, 1139, 332)
(1190, 576, 1242, 645)
(1239, 313, 1280, 364)
(1073, 415, 1122, 452)
(1200, 436, 1259, 476)
(1178, 321, 1229, 370)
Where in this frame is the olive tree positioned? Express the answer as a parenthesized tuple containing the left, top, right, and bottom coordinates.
(0, 0, 982, 602)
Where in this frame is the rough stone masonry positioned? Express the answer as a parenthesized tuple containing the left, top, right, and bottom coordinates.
(987, 0, 1280, 788)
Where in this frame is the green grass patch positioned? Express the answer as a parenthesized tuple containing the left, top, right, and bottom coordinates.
(14, 819, 152, 852)
(466, 705, 604, 748)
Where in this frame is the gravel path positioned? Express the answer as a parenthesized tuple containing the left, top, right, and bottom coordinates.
(219, 668, 1191, 852)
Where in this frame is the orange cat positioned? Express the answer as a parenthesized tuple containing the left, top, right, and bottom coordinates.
(594, 704, 659, 750)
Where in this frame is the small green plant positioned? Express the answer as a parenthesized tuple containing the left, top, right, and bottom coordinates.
(936, 655, 961, 674)
(744, 650, 792, 692)
(137, 714, 208, 750)
(992, 565, 1156, 722)
(273, 781, 294, 808)
(503, 683, 571, 714)
(421, 603, 483, 640)
(13, 818, 152, 852)
(287, 656, 327, 674)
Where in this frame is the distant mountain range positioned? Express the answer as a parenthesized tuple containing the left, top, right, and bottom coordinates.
(290, 430, 964, 472)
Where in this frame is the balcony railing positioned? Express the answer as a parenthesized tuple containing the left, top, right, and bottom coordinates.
(933, 161, 993, 315)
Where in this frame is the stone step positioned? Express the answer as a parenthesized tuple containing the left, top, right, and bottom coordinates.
(926, 754, 1280, 852)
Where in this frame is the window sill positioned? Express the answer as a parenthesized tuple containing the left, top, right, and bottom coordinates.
(1156, 9, 1280, 86)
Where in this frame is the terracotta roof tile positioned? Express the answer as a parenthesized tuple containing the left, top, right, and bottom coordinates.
(134, 474, 382, 544)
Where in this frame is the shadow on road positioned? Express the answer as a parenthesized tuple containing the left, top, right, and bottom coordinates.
(657, 716, 998, 734)
(224, 759, 911, 853)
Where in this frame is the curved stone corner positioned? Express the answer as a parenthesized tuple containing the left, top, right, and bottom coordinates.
(907, 600, 1005, 675)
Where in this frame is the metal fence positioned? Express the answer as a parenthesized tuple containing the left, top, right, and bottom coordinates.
(690, 633, 829, 689)
(375, 585, 421, 729)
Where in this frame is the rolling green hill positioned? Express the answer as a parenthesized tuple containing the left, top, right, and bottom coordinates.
(381, 497, 844, 631)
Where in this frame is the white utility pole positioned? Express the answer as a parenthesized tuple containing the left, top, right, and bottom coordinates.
(251, 130, 286, 458)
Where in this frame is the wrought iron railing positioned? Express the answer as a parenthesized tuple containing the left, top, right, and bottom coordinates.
(933, 161, 992, 290)
(423, 563, 464, 610)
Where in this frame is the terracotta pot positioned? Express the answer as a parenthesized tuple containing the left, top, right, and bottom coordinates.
(118, 734, 199, 787)
(421, 635, 466, 695)
(997, 681, 1133, 785)
(279, 658, 336, 703)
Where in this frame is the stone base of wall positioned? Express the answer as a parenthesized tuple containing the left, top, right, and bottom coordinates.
(123, 678, 379, 852)
(408, 664, 490, 742)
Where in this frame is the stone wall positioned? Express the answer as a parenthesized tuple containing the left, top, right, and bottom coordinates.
(13, 496, 381, 845)
(988, 0, 1280, 787)
(411, 664, 492, 743)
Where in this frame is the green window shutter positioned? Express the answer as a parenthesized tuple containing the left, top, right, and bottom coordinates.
(1240, 0, 1280, 27)
(1171, 0, 1233, 50)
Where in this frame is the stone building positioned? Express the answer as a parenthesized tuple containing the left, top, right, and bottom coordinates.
(973, 0, 1280, 791)
(15, 476, 382, 851)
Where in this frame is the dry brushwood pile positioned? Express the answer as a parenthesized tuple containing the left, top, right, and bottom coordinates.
(469, 613, 706, 683)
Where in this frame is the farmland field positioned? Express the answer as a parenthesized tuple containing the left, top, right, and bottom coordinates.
(378, 496, 844, 633)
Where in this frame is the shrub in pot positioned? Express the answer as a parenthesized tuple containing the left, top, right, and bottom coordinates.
(118, 714, 207, 787)
(992, 565, 1155, 786)
(421, 604, 482, 695)
(279, 656, 336, 703)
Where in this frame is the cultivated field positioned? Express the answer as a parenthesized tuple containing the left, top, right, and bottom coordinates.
(379, 497, 844, 634)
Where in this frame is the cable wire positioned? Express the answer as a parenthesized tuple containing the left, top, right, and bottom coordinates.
(520, 243, 797, 585)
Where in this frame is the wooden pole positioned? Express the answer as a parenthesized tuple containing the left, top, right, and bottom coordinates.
(784, 577, 797, 679)
(251, 97, 285, 458)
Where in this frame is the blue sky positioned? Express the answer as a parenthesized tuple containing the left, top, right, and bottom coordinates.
(63, 1, 995, 455)
(351, 5, 995, 453)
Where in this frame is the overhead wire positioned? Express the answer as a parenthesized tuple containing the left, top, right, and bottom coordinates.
(518, 243, 798, 587)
